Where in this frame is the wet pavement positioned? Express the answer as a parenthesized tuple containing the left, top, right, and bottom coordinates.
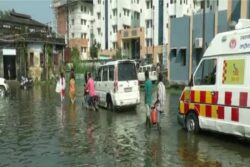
(1, 80, 250, 167)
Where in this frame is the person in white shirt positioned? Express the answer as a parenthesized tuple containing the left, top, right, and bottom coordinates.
(155, 73, 166, 123)
(59, 72, 66, 101)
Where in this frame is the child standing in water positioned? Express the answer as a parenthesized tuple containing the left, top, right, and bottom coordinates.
(69, 72, 76, 103)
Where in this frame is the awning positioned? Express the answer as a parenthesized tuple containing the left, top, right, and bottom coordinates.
(99, 55, 111, 60)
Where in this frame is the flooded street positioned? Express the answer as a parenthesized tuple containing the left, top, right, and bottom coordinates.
(1, 81, 250, 167)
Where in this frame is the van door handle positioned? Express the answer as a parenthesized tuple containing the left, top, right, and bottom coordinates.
(211, 91, 215, 96)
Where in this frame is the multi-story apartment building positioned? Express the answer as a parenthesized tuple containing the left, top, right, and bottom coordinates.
(53, 0, 227, 63)
(53, 0, 93, 60)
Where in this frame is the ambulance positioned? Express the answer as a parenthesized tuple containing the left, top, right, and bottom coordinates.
(178, 19, 250, 138)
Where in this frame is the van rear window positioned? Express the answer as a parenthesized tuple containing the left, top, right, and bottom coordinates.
(118, 62, 137, 81)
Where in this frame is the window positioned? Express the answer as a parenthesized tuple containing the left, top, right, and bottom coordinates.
(97, 28, 101, 35)
(40, 53, 44, 66)
(83, 19, 86, 25)
(112, 9, 117, 16)
(123, 8, 130, 16)
(98, 0, 101, 4)
(113, 42, 117, 49)
(207, 0, 210, 8)
(146, 38, 152, 47)
(112, 25, 117, 33)
(103, 66, 108, 81)
(84, 6, 87, 13)
(71, 19, 74, 25)
(146, 0, 152, 9)
(194, 59, 217, 85)
(71, 33, 74, 38)
(54, 54, 59, 65)
(146, 19, 152, 28)
(109, 66, 114, 81)
(97, 12, 101, 19)
(84, 33, 87, 39)
(3, 24, 10, 29)
(170, 49, 177, 61)
(118, 62, 137, 81)
(180, 49, 186, 66)
(30, 52, 34, 66)
(81, 19, 83, 25)
(81, 5, 83, 12)
(96, 67, 102, 81)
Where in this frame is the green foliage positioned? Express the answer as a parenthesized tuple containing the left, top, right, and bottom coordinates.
(0, 10, 10, 18)
(113, 48, 122, 60)
(45, 44, 53, 67)
(90, 41, 101, 59)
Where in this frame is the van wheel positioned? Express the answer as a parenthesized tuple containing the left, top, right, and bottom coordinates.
(185, 112, 200, 133)
(0, 86, 6, 96)
(107, 98, 115, 112)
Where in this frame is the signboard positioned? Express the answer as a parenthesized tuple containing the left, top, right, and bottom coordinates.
(222, 59, 245, 85)
(2, 49, 16, 56)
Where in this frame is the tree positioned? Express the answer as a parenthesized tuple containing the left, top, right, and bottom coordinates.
(90, 40, 101, 59)
(113, 47, 122, 60)
(0, 10, 10, 18)
(71, 47, 80, 69)
(45, 44, 53, 80)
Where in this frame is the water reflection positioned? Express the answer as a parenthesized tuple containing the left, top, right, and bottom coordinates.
(144, 135, 163, 167)
(1, 83, 250, 166)
(177, 131, 222, 167)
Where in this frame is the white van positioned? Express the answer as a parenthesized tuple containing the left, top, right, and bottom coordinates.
(95, 60, 140, 111)
(178, 19, 250, 138)
(137, 64, 157, 84)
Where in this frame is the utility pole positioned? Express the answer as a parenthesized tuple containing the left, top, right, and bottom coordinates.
(202, 0, 206, 54)
(66, 0, 69, 46)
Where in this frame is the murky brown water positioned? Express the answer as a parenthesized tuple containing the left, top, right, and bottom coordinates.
(0, 80, 250, 167)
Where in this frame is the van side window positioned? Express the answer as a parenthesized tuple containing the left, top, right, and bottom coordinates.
(96, 67, 102, 81)
(109, 65, 114, 81)
(103, 66, 108, 81)
(194, 59, 217, 85)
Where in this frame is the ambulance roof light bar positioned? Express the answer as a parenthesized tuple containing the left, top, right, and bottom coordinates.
(235, 19, 250, 30)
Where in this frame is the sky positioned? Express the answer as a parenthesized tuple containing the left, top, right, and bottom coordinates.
(0, 0, 53, 24)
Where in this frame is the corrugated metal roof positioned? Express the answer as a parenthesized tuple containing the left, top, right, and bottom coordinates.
(0, 11, 47, 27)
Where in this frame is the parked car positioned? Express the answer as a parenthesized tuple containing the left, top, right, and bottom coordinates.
(95, 60, 140, 111)
(0, 77, 9, 96)
(137, 64, 157, 84)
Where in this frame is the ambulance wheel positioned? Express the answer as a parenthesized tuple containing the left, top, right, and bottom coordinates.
(186, 112, 200, 133)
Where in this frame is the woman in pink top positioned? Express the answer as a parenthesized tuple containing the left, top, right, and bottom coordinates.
(85, 72, 97, 111)
(86, 73, 96, 97)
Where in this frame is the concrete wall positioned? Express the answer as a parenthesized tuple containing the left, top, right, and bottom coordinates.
(169, 10, 228, 84)
(231, 0, 241, 22)
(170, 16, 190, 84)
(192, 12, 215, 71)
(218, 10, 228, 33)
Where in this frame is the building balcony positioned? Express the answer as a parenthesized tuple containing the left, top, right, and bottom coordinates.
(69, 38, 88, 48)
(119, 27, 143, 39)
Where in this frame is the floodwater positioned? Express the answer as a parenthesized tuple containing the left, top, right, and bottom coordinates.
(1, 80, 250, 167)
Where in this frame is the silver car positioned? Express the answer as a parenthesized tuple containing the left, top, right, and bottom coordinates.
(0, 78, 9, 96)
